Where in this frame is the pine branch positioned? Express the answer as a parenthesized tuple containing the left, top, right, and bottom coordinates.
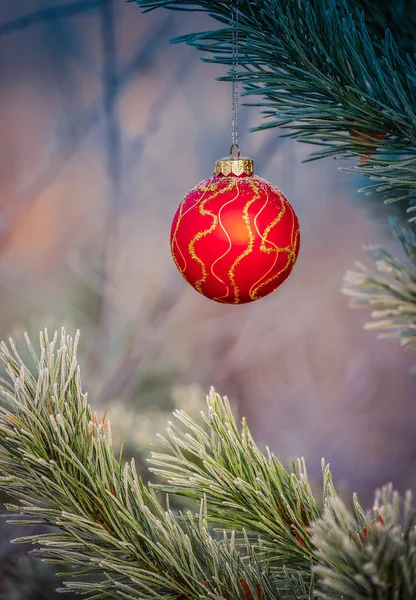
(0, 329, 414, 598)
(341, 156, 416, 208)
(149, 389, 337, 569)
(0, 330, 308, 599)
(342, 218, 416, 348)
(311, 485, 416, 599)
(133, 0, 416, 207)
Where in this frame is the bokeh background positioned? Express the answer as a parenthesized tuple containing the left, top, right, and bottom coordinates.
(0, 0, 415, 595)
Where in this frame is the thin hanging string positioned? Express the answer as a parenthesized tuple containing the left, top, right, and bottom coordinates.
(231, 0, 239, 150)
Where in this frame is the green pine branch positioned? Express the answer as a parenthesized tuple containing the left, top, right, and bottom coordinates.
(312, 486, 416, 599)
(0, 329, 415, 598)
(133, 0, 416, 208)
(149, 393, 330, 568)
(343, 218, 416, 348)
(0, 330, 309, 599)
(350, 0, 416, 55)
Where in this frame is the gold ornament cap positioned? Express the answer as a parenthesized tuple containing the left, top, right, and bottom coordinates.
(214, 144, 254, 177)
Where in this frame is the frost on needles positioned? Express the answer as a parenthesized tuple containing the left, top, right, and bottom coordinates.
(0, 329, 414, 599)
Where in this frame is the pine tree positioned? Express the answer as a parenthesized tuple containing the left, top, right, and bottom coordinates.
(1, 1, 416, 598)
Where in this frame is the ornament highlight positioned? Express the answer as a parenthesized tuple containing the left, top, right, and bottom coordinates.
(170, 147, 300, 304)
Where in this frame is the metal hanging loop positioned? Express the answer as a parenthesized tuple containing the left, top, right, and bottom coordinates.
(229, 143, 241, 158)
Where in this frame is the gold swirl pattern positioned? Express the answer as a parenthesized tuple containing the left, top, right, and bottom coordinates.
(170, 200, 186, 274)
(249, 187, 278, 298)
(171, 182, 216, 274)
(210, 180, 242, 302)
(250, 194, 299, 300)
(187, 179, 237, 294)
(227, 179, 262, 303)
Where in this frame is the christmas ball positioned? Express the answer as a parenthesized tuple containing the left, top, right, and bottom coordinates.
(170, 149, 300, 304)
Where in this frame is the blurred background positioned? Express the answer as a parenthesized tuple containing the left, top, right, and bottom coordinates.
(0, 0, 415, 596)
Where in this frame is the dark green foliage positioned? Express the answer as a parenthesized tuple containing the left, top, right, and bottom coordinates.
(351, 0, 416, 55)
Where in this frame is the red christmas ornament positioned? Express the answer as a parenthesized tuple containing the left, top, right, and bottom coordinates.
(170, 148, 300, 304)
